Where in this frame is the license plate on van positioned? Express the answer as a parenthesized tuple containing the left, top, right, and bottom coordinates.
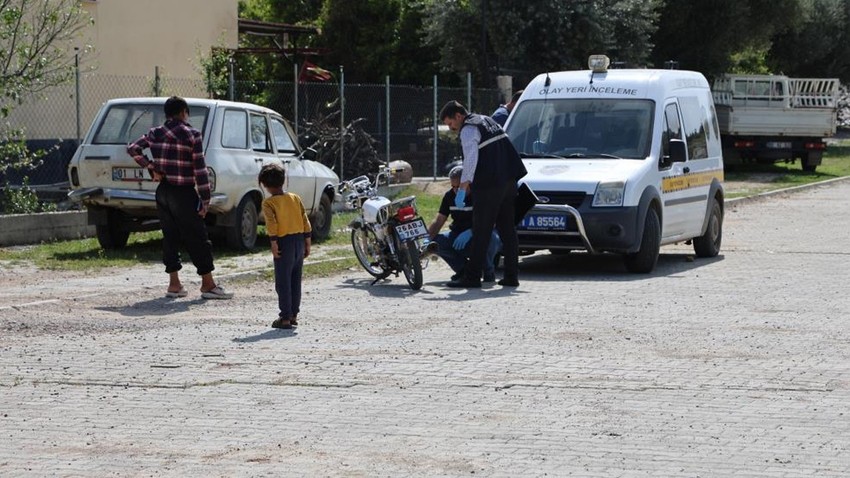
(520, 214, 567, 231)
(113, 167, 151, 181)
(395, 219, 428, 241)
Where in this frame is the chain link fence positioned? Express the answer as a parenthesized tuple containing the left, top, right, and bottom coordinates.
(4, 70, 502, 186)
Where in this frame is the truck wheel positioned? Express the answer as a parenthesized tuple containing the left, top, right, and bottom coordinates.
(801, 151, 822, 172)
(226, 196, 258, 250)
(310, 193, 333, 242)
(624, 208, 660, 273)
(96, 210, 130, 250)
(693, 198, 722, 258)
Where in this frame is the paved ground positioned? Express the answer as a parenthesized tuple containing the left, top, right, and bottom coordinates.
(1, 180, 850, 477)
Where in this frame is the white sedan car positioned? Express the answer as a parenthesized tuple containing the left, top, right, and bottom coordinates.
(67, 97, 339, 250)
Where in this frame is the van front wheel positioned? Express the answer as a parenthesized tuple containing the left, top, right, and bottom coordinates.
(624, 208, 660, 273)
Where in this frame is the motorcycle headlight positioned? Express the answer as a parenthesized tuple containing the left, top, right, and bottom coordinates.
(592, 181, 625, 207)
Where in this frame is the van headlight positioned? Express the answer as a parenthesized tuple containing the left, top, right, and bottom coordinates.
(592, 181, 625, 207)
(207, 167, 216, 192)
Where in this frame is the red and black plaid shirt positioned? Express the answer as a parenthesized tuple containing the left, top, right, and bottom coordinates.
(127, 119, 211, 205)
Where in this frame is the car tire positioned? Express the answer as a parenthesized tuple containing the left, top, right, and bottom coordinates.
(624, 207, 660, 273)
(96, 210, 130, 250)
(226, 195, 258, 250)
(310, 192, 333, 242)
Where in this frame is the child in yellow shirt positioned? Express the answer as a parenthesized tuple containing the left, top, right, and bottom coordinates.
(258, 164, 312, 329)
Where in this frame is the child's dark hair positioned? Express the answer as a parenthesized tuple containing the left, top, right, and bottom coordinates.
(258, 163, 286, 188)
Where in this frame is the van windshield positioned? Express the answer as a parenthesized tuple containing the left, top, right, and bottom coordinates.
(92, 104, 210, 144)
(506, 99, 654, 159)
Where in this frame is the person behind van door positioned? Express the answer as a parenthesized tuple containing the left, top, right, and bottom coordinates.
(426, 166, 501, 283)
(258, 164, 312, 329)
(491, 89, 524, 127)
(127, 96, 233, 300)
(440, 100, 527, 288)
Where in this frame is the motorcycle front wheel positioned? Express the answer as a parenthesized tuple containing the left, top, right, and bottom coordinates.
(351, 227, 388, 278)
(398, 240, 423, 290)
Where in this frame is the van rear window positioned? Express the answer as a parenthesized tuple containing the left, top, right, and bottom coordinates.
(92, 104, 209, 144)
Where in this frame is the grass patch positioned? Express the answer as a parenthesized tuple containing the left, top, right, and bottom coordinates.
(724, 150, 850, 198)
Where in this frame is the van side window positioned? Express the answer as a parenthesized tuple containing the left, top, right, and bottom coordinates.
(662, 102, 682, 162)
(250, 113, 272, 152)
(221, 109, 248, 149)
(679, 96, 708, 159)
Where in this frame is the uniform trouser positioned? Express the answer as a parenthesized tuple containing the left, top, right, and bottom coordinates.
(434, 230, 501, 276)
(155, 182, 214, 275)
(274, 234, 305, 319)
(465, 181, 519, 281)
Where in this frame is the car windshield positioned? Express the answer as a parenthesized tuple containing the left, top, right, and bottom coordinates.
(506, 98, 654, 159)
(92, 104, 210, 144)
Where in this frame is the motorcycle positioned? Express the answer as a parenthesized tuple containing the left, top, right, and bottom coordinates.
(339, 168, 436, 290)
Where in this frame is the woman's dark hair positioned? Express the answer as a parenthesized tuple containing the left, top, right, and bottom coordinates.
(439, 100, 468, 121)
(164, 96, 189, 118)
(258, 163, 286, 188)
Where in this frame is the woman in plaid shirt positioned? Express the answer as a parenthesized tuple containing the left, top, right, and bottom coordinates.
(127, 96, 233, 300)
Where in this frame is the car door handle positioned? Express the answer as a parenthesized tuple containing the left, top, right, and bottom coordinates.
(282, 158, 292, 164)
(683, 166, 690, 174)
(254, 158, 264, 163)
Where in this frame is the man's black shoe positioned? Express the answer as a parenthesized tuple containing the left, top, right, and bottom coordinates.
(498, 277, 519, 287)
(446, 278, 481, 288)
(450, 273, 462, 281)
(483, 272, 496, 282)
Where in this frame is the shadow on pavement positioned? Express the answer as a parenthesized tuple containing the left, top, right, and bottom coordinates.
(232, 328, 297, 342)
(337, 277, 437, 298)
(97, 297, 208, 317)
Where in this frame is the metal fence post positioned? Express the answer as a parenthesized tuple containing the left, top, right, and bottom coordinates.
(154, 66, 161, 97)
(339, 66, 345, 179)
(74, 48, 81, 146)
(294, 63, 299, 138)
(433, 75, 438, 180)
(467, 72, 472, 110)
(228, 57, 235, 101)
(385, 75, 390, 166)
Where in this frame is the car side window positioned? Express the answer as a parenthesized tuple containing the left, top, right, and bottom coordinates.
(250, 113, 272, 153)
(270, 117, 297, 153)
(221, 109, 248, 149)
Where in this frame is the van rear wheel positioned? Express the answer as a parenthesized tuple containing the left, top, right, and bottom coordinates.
(693, 198, 722, 257)
(624, 208, 660, 273)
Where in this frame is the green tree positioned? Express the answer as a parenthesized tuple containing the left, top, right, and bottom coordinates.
(650, 0, 803, 78)
(767, 0, 850, 81)
(0, 0, 91, 173)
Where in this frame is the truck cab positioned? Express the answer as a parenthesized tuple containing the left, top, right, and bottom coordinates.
(506, 55, 724, 273)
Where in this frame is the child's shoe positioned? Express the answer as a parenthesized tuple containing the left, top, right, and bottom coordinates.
(290, 315, 298, 326)
(271, 317, 292, 329)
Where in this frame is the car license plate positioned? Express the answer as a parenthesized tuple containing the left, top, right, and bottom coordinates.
(766, 141, 792, 149)
(113, 167, 151, 181)
(395, 218, 428, 241)
(520, 214, 567, 231)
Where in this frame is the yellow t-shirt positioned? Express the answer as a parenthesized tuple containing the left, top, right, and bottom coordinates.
(261, 192, 312, 239)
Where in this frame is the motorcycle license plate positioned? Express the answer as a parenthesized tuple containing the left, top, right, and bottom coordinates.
(395, 218, 428, 241)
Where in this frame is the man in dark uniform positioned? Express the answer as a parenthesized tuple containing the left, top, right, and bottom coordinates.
(440, 100, 527, 288)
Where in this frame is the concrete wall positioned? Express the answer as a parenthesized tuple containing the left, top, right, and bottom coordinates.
(0, 211, 94, 247)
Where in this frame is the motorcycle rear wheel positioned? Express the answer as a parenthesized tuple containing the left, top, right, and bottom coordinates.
(399, 240, 423, 290)
(351, 227, 387, 278)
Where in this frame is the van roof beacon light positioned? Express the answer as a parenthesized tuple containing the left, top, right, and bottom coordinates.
(588, 55, 610, 73)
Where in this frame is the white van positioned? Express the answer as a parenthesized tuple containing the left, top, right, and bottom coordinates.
(506, 56, 724, 273)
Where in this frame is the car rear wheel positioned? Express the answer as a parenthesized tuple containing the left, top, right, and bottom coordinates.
(96, 210, 130, 249)
(226, 196, 258, 250)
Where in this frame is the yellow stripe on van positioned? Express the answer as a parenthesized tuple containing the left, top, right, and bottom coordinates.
(661, 169, 724, 193)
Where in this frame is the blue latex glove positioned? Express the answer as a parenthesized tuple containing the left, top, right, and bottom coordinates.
(454, 188, 466, 208)
(453, 229, 472, 250)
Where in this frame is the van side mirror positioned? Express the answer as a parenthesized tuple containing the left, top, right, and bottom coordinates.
(660, 139, 686, 168)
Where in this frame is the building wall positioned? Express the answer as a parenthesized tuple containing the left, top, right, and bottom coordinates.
(8, 0, 238, 141)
